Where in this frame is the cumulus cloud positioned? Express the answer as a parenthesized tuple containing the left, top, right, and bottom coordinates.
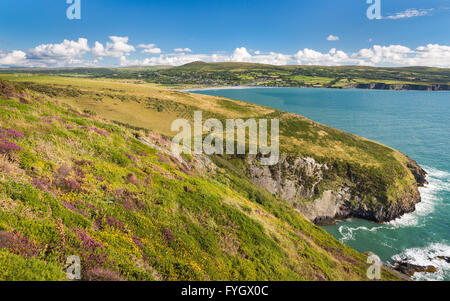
(118, 44, 450, 68)
(91, 42, 107, 57)
(92, 36, 135, 57)
(0, 50, 28, 67)
(174, 48, 192, 52)
(295, 48, 357, 65)
(138, 43, 162, 54)
(119, 52, 229, 67)
(351, 44, 450, 68)
(27, 38, 90, 60)
(231, 47, 252, 62)
(1, 37, 450, 68)
(327, 35, 340, 41)
(352, 45, 411, 65)
(385, 8, 434, 19)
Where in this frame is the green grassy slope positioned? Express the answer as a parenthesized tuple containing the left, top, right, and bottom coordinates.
(0, 74, 424, 220)
(0, 78, 405, 281)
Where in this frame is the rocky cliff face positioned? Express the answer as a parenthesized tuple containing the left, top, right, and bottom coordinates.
(246, 155, 426, 225)
(246, 155, 326, 203)
(343, 83, 450, 91)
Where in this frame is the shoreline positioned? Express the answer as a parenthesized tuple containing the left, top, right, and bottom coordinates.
(180, 85, 261, 92)
(180, 84, 450, 93)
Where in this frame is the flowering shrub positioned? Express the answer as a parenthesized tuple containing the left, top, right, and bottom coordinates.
(62, 200, 78, 212)
(54, 164, 86, 193)
(0, 232, 41, 258)
(31, 177, 51, 192)
(75, 159, 93, 166)
(84, 266, 124, 281)
(0, 128, 25, 139)
(132, 235, 143, 249)
(113, 188, 146, 211)
(73, 229, 109, 273)
(0, 127, 24, 153)
(95, 214, 126, 233)
(106, 216, 125, 232)
(163, 228, 175, 242)
(75, 229, 104, 251)
(0, 139, 22, 153)
(91, 127, 109, 137)
(125, 153, 137, 162)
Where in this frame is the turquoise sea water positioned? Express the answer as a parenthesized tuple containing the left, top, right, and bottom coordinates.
(191, 87, 450, 281)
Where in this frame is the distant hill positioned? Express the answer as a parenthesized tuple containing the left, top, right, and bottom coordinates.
(3, 62, 449, 90)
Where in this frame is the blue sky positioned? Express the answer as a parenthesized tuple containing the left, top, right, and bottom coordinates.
(1, 0, 449, 67)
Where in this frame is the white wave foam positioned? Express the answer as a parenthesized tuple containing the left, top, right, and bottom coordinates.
(424, 166, 450, 179)
(338, 225, 384, 242)
(387, 166, 450, 228)
(337, 165, 450, 242)
(391, 242, 450, 281)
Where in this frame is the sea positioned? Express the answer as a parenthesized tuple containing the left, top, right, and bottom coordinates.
(191, 87, 450, 281)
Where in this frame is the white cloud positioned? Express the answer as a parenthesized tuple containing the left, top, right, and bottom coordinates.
(138, 43, 162, 54)
(352, 45, 412, 65)
(385, 8, 434, 20)
(0, 50, 28, 66)
(1, 37, 450, 68)
(231, 47, 253, 61)
(92, 41, 107, 57)
(327, 35, 340, 41)
(405, 44, 450, 67)
(248, 52, 292, 65)
(350, 44, 450, 68)
(295, 48, 357, 65)
(92, 36, 135, 58)
(119, 52, 229, 67)
(174, 48, 192, 53)
(27, 38, 90, 60)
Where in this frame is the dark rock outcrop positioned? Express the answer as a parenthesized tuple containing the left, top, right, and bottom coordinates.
(406, 157, 428, 186)
(393, 261, 438, 277)
(436, 256, 450, 264)
(349, 185, 421, 222)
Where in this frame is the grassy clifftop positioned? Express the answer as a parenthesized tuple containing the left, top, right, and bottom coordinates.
(0, 77, 407, 281)
(0, 75, 425, 221)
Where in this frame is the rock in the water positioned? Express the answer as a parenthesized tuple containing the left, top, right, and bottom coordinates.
(393, 261, 437, 277)
(436, 256, 450, 264)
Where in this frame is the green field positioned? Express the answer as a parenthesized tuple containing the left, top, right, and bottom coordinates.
(3, 62, 449, 90)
